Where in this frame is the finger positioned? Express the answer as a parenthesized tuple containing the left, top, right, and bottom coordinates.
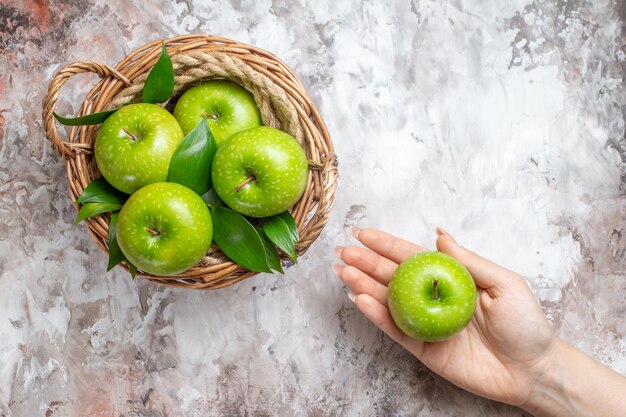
(333, 263, 389, 306)
(337, 245, 397, 285)
(354, 293, 424, 357)
(353, 227, 427, 264)
(435, 230, 523, 296)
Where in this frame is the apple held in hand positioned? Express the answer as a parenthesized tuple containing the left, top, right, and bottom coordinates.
(116, 182, 212, 276)
(173, 80, 261, 146)
(388, 251, 477, 342)
(211, 126, 308, 218)
(95, 103, 184, 194)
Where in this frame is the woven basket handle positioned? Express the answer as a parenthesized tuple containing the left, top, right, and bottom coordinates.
(42, 61, 130, 158)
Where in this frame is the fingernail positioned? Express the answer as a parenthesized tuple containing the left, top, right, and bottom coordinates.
(347, 290, 357, 303)
(351, 226, 362, 239)
(334, 245, 344, 259)
(332, 263, 343, 276)
(436, 227, 457, 243)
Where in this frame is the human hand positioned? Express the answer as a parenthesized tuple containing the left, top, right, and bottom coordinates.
(333, 227, 557, 407)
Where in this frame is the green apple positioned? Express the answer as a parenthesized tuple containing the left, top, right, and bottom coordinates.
(173, 80, 261, 146)
(211, 126, 308, 218)
(94, 103, 184, 194)
(116, 182, 213, 276)
(388, 251, 477, 342)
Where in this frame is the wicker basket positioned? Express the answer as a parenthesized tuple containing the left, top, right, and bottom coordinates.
(42, 34, 338, 290)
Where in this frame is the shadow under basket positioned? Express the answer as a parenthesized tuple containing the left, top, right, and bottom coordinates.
(42, 34, 338, 290)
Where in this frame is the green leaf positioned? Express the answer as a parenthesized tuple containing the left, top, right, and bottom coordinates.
(76, 177, 129, 205)
(168, 119, 217, 195)
(129, 263, 137, 280)
(106, 212, 126, 271)
(211, 206, 272, 273)
(76, 202, 122, 224)
(53, 108, 119, 126)
(257, 228, 284, 274)
(142, 43, 174, 104)
(263, 211, 299, 262)
(201, 188, 224, 208)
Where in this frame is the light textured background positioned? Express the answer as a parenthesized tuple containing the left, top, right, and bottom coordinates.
(1, 0, 625, 416)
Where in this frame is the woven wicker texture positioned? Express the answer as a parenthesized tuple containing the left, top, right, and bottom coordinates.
(42, 34, 338, 290)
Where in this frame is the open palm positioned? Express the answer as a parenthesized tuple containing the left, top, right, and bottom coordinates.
(334, 228, 557, 407)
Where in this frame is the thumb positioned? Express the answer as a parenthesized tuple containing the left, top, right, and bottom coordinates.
(435, 228, 522, 296)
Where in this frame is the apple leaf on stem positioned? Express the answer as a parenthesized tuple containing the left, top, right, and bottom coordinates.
(76, 177, 129, 205)
(129, 264, 137, 280)
(167, 119, 217, 196)
(106, 212, 126, 271)
(210, 206, 274, 273)
(142, 43, 174, 104)
(53, 108, 121, 126)
(257, 228, 284, 274)
(54, 43, 173, 126)
(263, 211, 299, 262)
(76, 202, 122, 224)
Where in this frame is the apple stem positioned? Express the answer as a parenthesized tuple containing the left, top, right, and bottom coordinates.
(433, 280, 440, 300)
(235, 175, 256, 192)
(144, 227, 161, 236)
(122, 128, 139, 142)
(202, 111, 219, 120)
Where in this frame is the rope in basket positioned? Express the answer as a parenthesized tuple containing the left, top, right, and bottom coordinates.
(42, 34, 338, 290)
